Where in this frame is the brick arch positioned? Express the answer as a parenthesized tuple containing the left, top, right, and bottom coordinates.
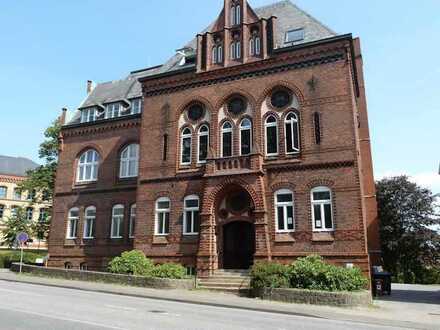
(257, 80, 305, 108)
(74, 144, 103, 160)
(269, 181, 296, 193)
(305, 178, 336, 190)
(175, 95, 215, 122)
(214, 89, 258, 115)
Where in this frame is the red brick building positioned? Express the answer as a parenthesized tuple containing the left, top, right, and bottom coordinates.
(49, 0, 380, 277)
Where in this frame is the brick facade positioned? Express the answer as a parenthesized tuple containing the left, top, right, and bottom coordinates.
(48, 0, 380, 277)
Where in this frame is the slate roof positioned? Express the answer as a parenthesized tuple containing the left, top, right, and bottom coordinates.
(67, 0, 336, 125)
(0, 155, 39, 177)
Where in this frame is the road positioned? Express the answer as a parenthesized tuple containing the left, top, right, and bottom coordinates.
(0, 280, 400, 330)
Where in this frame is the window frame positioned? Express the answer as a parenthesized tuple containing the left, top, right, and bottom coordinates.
(129, 204, 136, 238)
(131, 98, 142, 115)
(311, 186, 334, 232)
(83, 206, 96, 239)
(284, 112, 300, 154)
(76, 149, 100, 183)
(221, 121, 233, 158)
(0, 204, 4, 219)
(197, 125, 209, 164)
(26, 207, 34, 221)
(110, 204, 124, 239)
(239, 118, 252, 156)
(285, 28, 305, 43)
(119, 144, 140, 178)
(66, 208, 79, 239)
(180, 127, 192, 166)
(81, 107, 96, 123)
(183, 195, 200, 236)
(105, 102, 121, 119)
(155, 197, 171, 236)
(0, 186, 6, 199)
(13, 188, 21, 201)
(274, 189, 295, 233)
(264, 115, 279, 157)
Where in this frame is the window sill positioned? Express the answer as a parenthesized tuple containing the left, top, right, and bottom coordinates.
(312, 231, 335, 242)
(274, 232, 296, 243)
(83, 237, 94, 240)
(153, 236, 169, 245)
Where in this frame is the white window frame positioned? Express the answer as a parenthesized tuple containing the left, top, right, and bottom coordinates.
(239, 118, 252, 156)
(274, 189, 295, 233)
(217, 45, 223, 63)
(212, 46, 218, 64)
(197, 125, 209, 164)
(105, 103, 121, 119)
(76, 149, 100, 183)
(81, 107, 96, 123)
(285, 112, 300, 154)
(285, 28, 305, 44)
(129, 204, 136, 238)
(311, 186, 334, 232)
(183, 195, 200, 235)
(0, 186, 6, 199)
(119, 144, 139, 178)
(83, 206, 96, 239)
(265, 115, 279, 156)
(155, 197, 170, 236)
(66, 208, 79, 239)
(255, 36, 261, 55)
(221, 121, 233, 158)
(110, 204, 124, 239)
(131, 98, 142, 114)
(180, 127, 192, 166)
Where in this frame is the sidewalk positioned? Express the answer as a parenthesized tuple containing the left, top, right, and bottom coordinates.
(0, 270, 438, 330)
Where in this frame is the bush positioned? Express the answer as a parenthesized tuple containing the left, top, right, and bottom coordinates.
(250, 261, 290, 290)
(151, 263, 186, 279)
(250, 255, 368, 292)
(108, 250, 154, 276)
(0, 251, 46, 269)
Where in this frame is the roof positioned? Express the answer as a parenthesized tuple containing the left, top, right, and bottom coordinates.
(67, 0, 336, 125)
(0, 155, 39, 177)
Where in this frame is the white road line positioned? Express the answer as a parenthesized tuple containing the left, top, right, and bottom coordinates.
(0, 306, 128, 330)
(0, 287, 46, 297)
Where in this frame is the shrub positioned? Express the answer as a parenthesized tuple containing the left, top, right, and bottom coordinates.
(250, 261, 290, 290)
(151, 263, 186, 279)
(108, 250, 154, 276)
(0, 251, 46, 269)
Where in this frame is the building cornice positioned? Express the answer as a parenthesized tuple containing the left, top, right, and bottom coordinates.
(62, 116, 141, 138)
(0, 174, 26, 184)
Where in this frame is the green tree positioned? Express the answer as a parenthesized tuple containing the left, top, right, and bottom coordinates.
(1, 207, 32, 248)
(376, 176, 440, 283)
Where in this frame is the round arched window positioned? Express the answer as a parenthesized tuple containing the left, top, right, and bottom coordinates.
(187, 103, 205, 121)
(227, 96, 247, 115)
(270, 89, 291, 109)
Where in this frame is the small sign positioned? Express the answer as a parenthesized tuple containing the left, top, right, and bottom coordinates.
(17, 232, 29, 243)
(287, 217, 293, 225)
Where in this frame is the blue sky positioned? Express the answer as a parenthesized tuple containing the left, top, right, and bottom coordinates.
(0, 0, 439, 192)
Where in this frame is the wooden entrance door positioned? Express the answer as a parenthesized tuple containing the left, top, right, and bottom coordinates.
(223, 221, 255, 269)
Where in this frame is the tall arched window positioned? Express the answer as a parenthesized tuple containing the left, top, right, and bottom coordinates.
(183, 195, 200, 235)
(212, 45, 223, 64)
(129, 204, 136, 238)
(83, 206, 96, 239)
(120, 144, 139, 178)
(198, 125, 209, 163)
(66, 208, 79, 239)
(230, 41, 241, 60)
(239, 118, 252, 155)
(311, 187, 334, 231)
(181, 127, 192, 165)
(231, 4, 241, 25)
(285, 112, 300, 154)
(275, 189, 294, 232)
(155, 197, 170, 235)
(265, 116, 278, 156)
(249, 36, 261, 56)
(221, 121, 233, 157)
(110, 204, 124, 238)
(77, 149, 99, 183)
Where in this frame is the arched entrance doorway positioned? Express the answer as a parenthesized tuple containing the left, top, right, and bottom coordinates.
(223, 221, 255, 269)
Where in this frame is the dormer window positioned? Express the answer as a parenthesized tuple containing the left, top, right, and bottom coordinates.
(105, 102, 121, 119)
(230, 3, 241, 26)
(285, 28, 305, 44)
(80, 107, 96, 123)
(249, 36, 261, 56)
(230, 40, 241, 60)
(131, 98, 142, 114)
(212, 43, 223, 64)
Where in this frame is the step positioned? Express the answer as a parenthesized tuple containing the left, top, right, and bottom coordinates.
(197, 281, 250, 288)
(214, 269, 250, 274)
(198, 278, 250, 284)
(197, 286, 250, 294)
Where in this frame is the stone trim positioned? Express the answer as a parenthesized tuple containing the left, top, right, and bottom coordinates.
(55, 185, 137, 197)
(264, 160, 354, 172)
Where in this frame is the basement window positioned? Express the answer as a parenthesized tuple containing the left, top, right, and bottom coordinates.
(285, 28, 305, 44)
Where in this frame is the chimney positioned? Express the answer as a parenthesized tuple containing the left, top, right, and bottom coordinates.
(60, 107, 68, 125)
(87, 80, 95, 94)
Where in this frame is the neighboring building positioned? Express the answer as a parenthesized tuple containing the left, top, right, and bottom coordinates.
(49, 0, 380, 276)
(0, 155, 51, 249)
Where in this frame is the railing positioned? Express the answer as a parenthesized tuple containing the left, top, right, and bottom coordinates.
(215, 155, 251, 172)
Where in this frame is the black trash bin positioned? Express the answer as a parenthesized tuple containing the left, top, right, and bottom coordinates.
(371, 266, 392, 296)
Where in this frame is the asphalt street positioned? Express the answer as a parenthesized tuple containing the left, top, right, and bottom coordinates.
(0, 280, 401, 330)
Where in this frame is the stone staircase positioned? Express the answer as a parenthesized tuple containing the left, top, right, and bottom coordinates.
(197, 269, 251, 295)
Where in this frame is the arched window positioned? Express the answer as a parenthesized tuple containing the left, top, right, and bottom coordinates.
(230, 41, 241, 60)
(129, 204, 136, 238)
(110, 204, 124, 238)
(66, 208, 79, 239)
(275, 189, 294, 232)
(181, 127, 192, 165)
(265, 116, 278, 156)
(155, 197, 170, 235)
(83, 206, 96, 239)
(285, 112, 300, 154)
(0, 186, 7, 199)
(77, 149, 99, 183)
(80, 263, 88, 271)
(249, 36, 261, 56)
(64, 262, 73, 269)
(198, 125, 209, 163)
(26, 207, 33, 221)
(221, 121, 233, 157)
(212, 45, 223, 64)
(240, 118, 252, 155)
(231, 4, 241, 25)
(183, 195, 200, 235)
(120, 144, 139, 178)
(311, 187, 334, 231)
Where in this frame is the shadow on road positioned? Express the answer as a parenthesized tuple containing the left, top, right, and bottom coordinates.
(376, 284, 440, 305)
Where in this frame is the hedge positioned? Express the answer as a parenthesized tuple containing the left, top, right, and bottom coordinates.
(0, 251, 46, 269)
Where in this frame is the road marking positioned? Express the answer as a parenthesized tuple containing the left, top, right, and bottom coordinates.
(0, 306, 128, 330)
(0, 287, 45, 297)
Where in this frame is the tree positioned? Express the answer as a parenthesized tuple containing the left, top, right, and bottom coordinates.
(0, 207, 32, 248)
(376, 176, 440, 283)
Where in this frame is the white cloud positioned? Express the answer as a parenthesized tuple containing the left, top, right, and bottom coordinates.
(376, 171, 440, 194)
